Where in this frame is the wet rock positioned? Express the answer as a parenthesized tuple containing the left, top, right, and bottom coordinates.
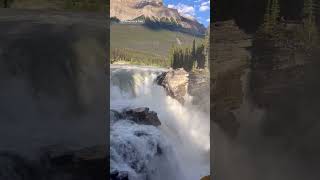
(110, 170, 129, 180)
(111, 109, 124, 122)
(156, 68, 188, 104)
(123, 107, 161, 127)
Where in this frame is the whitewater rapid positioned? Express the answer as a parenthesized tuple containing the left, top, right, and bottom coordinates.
(110, 65, 210, 180)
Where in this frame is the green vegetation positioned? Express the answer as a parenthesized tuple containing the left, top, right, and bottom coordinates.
(1, 0, 106, 11)
(111, 48, 170, 67)
(261, 0, 280, 34)
(144, 16, 183, 31)
(110, 24, 204, 67)
(64, 0, 105, 11)
(1, 0, 13, 7)
(170, 39, 206, 72)
(301, 0, 318, 45)
(257, 0, 319, 50)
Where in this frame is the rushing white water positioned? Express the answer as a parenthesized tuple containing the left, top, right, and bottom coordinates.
(110, 64, 210, 180)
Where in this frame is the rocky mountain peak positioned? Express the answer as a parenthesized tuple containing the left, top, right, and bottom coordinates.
(110, 0, 206, 35)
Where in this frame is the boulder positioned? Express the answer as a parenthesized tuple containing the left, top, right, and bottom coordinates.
(110, 170, 129, 180)
(156, 68, 189, 104)
(110, 109, 124, 122)
(123, 107, 161, 126)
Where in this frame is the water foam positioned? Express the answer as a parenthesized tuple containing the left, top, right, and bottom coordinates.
(110, 65, 210, 180)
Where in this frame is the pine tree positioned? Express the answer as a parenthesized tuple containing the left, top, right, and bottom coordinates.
(192, 39, 196, 58)
(303, 0, 318, 43)
(196, 44, 205, 69)
(263, 0, 272, 32)
(262, 0, 280, 34)
(270, 0, 280, 26)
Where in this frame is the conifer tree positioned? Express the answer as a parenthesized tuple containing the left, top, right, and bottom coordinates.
(303, 0, 318, 43)
(204, 27, 210, 69)
(270, 0, 280, 26)
(262, 0, 280, 34)
(263, 0, 272, 32)
(192, 39, 196, 58)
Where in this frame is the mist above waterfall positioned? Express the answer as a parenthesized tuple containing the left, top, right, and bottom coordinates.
(110, 65, 210, 180)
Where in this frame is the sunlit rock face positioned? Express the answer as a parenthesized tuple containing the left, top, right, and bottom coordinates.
(110, 0, 206, 35)
(156, 68, 189, 104)
(111, 0, 178, 21)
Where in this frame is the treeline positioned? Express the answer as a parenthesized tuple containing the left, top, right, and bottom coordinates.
(259, 0, 319, 47)
(144, 16, 183, 31)
(170, 39, 206, 72)
(64, 0, 106, 11)
(1, 0, 106, 11)
(1, 0, 13, 7)
(111, 48, 170, 67)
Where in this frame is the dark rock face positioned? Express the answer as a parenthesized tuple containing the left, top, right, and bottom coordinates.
(249, 33, 320, 174)
(122, 107, 161, 127)
(111, 109, 123, 122)
(111, 107, 161, 126)
(211, 20, 251, 138)
(156, 68, 188, 104)
(212, 20, 320, 180)
(110, 170, 129, 180)
(0, 145, 106, 180)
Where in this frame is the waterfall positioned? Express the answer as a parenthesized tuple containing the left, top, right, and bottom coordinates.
(110, 64, 210, 180)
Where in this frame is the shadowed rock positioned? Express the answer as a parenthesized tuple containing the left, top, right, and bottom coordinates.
(123, 107, 161, 127)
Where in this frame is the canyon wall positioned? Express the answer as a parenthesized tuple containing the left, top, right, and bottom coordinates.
(212, 20, 320, 180)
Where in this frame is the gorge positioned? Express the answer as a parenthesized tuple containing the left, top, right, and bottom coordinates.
(110, 65, 210, 180)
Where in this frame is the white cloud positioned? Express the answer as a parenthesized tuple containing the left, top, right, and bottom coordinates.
(199, 5, 209, 12)
(167, 3, 195, 19)
(198, 0, 210, 12)
(206, 18, 210, 22)
(168, 4, 175, 8)
(201, 1, 210, 6)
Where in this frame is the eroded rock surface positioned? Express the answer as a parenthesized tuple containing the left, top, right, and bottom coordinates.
(111, 107, 161, 127)
(211, 20, 252, 138)
(156, 68, 188, 104)
(120, 107, 161, 127)
(110, 0, 206, 35)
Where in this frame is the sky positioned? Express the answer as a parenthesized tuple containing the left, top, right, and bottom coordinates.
(163, 0, 210, 27)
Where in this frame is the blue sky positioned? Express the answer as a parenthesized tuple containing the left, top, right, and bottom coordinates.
(163, 0, 210, 27)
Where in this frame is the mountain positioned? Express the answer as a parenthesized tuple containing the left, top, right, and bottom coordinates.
(110, 0, 206, 35)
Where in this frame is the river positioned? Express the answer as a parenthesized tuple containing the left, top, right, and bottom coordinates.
(110, 64, 210, 180)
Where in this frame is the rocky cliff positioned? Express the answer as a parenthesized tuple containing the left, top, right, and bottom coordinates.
(212, 20, 320, 180)
(211, 20, 252, 138)
(110, 0, 206, 35)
